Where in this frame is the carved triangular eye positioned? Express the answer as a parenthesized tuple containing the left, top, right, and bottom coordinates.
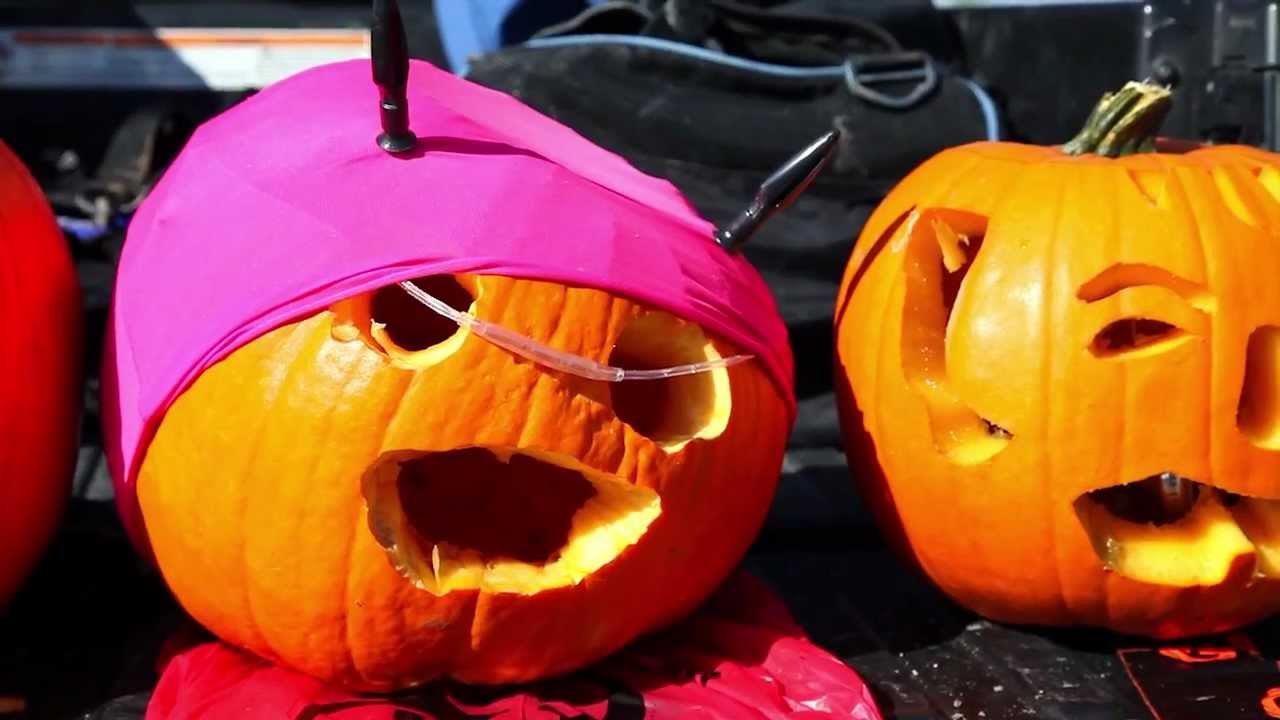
(715, 130, 840, 252)
(1090, 317, 1184, 359)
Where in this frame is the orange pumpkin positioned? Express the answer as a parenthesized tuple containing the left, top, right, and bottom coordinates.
(137, 272, 788, 689)
(0, 141, 81, 606)
(835, 81, 1280, 637)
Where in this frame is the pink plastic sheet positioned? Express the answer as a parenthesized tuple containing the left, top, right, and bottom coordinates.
(145, 573, 882, 720)
(102, 59, 794, 556)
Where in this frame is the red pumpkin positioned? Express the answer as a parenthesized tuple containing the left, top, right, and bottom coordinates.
(836, 81, 1280, 637)
(0, 141, 82, 605)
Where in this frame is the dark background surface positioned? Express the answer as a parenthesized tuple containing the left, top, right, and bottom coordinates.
(1, 2, 1274, 719)
(1, 450, 1174, 720)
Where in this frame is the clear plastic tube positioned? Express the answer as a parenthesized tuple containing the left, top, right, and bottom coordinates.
(398, 281, 752, 381)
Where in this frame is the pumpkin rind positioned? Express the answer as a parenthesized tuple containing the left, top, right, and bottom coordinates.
(138, 274, 788, 689)
(0, 141, 82, 606)
(836, 139, 1280, 638)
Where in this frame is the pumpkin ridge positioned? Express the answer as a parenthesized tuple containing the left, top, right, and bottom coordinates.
(288, 335, 363, 677)
(1183, 163, 1226, 513)
(1171, 161, 1225, 498)
(1044, 169, 1072, 619)
(869, 229, 900, 484)
(1114, 167, 1138, 615)
(968, 143, 1058, 165)
(335, 346, 388, 684)
(245, 319, 345, 667)
(340, 484, 364, 683)
(231, 321, 325, 659)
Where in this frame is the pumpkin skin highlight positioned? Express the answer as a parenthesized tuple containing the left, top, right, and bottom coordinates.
(835, 140, 1280, 638)
(0, 141, 82, 607)
(138, 273, 788, 690)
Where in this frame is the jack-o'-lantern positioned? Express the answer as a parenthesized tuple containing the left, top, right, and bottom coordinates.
(137, 272, 792, 689)
(105, 1, 834, 691)
(0, 141, 81, 607)
(835, 81, 1280, 637)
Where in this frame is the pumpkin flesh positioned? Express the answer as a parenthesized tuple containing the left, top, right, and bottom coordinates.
(1074, 481, 1257, 587)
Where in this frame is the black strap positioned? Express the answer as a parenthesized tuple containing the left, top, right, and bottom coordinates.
(531, 0, 904, 61)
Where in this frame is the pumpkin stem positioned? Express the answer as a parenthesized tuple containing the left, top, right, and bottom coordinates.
(1061, 80, 1173, 158)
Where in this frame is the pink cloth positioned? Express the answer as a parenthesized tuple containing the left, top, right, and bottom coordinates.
(146, 573, 882, 720)
(103, 59, 794, 556)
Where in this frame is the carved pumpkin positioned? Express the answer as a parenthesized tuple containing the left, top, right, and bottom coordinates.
(137, 273, 788, 688)
(103, 20, 823, 685)
(835, 81, 1280, 637)
(0, 141, 81, 606)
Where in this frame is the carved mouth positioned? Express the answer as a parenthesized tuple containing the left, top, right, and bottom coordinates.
(363, 446, 661, 596)
(1074, 473, 1280, 586)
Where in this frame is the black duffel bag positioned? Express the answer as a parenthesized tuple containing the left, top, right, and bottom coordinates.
(463, 0, 999, 445)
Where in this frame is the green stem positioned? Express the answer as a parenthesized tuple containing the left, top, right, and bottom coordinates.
(1061, 81, 1173, 158)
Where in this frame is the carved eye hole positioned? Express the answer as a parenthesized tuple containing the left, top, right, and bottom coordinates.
(899, 209, 1013, 465)
(371, 275, 475, 351)
(607, 312, 732, 451)
(1076, 264, 1212, 362)
(1090, 317, 1186, 359)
